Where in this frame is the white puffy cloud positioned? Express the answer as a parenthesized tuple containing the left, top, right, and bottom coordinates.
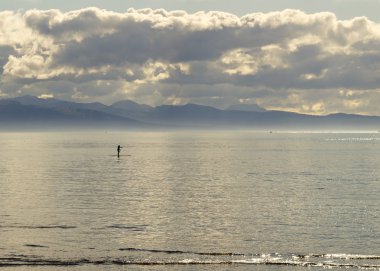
(1, 8, 380, 114)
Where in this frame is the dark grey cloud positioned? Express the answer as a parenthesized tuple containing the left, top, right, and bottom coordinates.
(0, 45, 16, 74)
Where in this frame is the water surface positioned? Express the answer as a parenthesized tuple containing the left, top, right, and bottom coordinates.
(0, 131, 379, 270)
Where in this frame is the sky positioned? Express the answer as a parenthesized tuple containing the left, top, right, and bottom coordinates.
(1, 0, 380, 115)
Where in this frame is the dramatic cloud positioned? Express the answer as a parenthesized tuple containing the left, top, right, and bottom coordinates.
(1, 8, 380, 114)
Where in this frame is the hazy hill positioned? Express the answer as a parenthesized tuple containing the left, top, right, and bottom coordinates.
(1, 96, 380, 130)
(111, 100, 153, 113)
(227, 103, 266, 112)
(0, 97, 144, 130)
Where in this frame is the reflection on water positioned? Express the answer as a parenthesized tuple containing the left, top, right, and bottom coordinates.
(0, 131, 379, 270)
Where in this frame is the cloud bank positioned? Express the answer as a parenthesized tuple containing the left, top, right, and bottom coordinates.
(1, 7, 380, 114)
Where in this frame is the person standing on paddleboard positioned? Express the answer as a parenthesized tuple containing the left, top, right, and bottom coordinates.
(117, 145, 122, 157)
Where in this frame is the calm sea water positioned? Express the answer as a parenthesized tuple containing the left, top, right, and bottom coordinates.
(0, 131, 379, 271)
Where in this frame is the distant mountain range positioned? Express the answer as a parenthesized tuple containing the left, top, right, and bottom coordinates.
(1, 95, 380, 131)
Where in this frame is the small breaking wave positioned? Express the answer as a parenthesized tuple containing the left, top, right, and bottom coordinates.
(119, 247, 245, 256)
(1, 252, 380, 269)
(313, 254, 380, 260)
